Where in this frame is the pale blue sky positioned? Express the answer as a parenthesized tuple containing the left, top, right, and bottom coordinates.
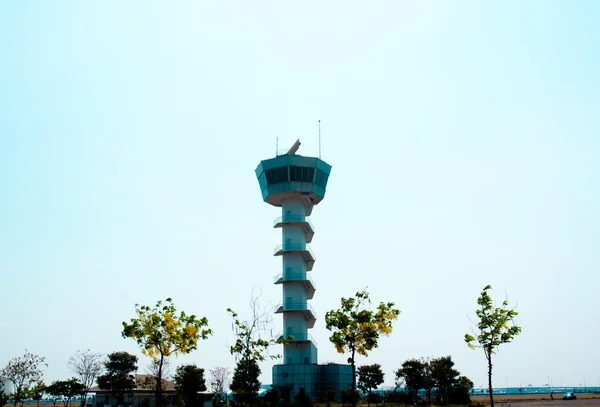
(1, 1, 599, 390)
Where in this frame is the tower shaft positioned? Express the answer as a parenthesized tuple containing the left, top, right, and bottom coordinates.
(275, 198, 317, 364)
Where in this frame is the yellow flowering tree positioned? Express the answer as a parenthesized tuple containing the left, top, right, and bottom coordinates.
(122, 298, 212, 407)
(325, 289, 400, 407)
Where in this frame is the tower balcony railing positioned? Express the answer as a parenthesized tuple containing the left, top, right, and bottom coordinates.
(273, 244, 315, 262)
(273, 216, 315, 243)
(273, 302, 317, 320)
(273, 215, 314, 230)
(273, 272, 316, 299)
(273, 272, 316, 288)
(275, 331, 318, 347)
(273, 244, 315, 271)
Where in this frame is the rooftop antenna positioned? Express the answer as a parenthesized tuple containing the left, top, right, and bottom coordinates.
(318, 120, 321, 159)
(276, 136, 279, 156)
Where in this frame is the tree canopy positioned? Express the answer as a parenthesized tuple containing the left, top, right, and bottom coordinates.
(395, 357, 472, 405)
(97, 352, 138, 406)
(30, 381, 46, 407)
(68, 350, 104, 407)
(325, 289, 400, 407)
(46, 379, 86, 407)
(173, 365, 206, 407)
(465, 285, 521, 407)
(229, 359, 261, 407)
(227, 306, 279, 363)
(357, 364, 384, 406)
(209, 367, 230, 402)
(122, 298, 212, 407)
(430, 356, 459, 405)
(0, 351, 47, 407)
(395, 358, 429, 399)
(0, 378, 10, 407)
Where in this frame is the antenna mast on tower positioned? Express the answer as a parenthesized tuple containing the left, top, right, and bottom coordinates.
(318, 120, 321, 159)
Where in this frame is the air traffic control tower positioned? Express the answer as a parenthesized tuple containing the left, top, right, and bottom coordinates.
(255, 140, 352, 403)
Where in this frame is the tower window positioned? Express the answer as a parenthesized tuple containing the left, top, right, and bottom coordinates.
(265, 166, 289, 185)
(289, 166, 315, 183)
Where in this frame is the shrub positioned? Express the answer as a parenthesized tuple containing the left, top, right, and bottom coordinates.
(340, 389, 360, 406)
(366, 393, 383, 404)
(294, 390, 312, 407)
(262, 389, 279, 407)
(383, 390, 412, 404)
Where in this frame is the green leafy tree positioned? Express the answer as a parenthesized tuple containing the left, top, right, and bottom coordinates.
(0, 377, 9, 407)
(448, 376, 473, 405)
(97, 352, 138, 406)
(68, 350, 104, 407)
(325, 289, 400, 407)
(229, 359, 260, 407)
(465, 285, 522, 407)
(174, 365, 206, 407)
(394, 359, 426, 399)
(46, 379, 86, 407)
(1, 351, 47, 407)
(227, 294, 281, 407)
(227, 307, 279, 363)
(357, 364, 384, 405)
(340, 389, 360, 406)
(122, 298, 212, 407)
(430, 357, 459, 405)
(30, 381, 46, 407)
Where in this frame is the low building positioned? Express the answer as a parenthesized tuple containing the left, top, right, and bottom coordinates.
(90, 375, 177, 407)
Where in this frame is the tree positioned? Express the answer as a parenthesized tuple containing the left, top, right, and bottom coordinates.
(0, 351, 47, 407)
(97, 352, 138, 406)
(138, 359, 173, 399)
(174, 365, 206, 407)
(122, 298, 212, 407)
(448, 376, 473, 405)
(227, 294, 280, 406)
(430, 357, 459, 405)
(394, 359, 426, 399)
(68, 350, 104, 407)
(30, 381, 46, 407)
(357, 364, 384, 405)
(209, 367, 230, 403)
(324, 289, 400, 407)
(46, 379, 86, 407)
(0, 377, 9, 407)
(229, 359, 260, 407)
(465, 285, 522, 407)
(227, 308, 279, 363)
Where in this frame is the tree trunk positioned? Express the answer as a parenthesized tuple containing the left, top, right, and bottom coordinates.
(351, 348, 356, 407)
(156, 356, 164, 407)
(81, 391, 88, 407)
(487, 353, 494, 407)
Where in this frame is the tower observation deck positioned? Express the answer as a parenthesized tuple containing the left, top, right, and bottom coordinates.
(255, 140, 352, 403)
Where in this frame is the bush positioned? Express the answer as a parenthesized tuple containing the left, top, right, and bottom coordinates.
(340, 389, 360, 406)
(262, 389, 279, 407)
(383, 390, 412, 404)
(294, 390, 312, 407)
(366, 392, 383, 404)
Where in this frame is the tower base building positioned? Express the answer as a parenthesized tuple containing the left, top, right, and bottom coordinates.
(255, 141, 352, 403)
